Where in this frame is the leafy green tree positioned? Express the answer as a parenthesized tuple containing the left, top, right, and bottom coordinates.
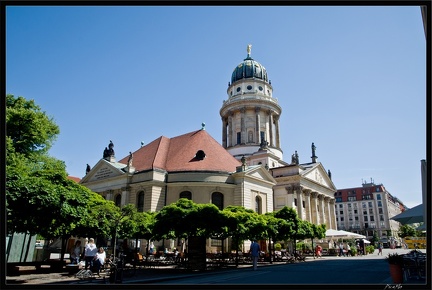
(309, 223, 326, 257)
(398, 224, 417, 238)
(153, 199, 226, 270)
(221, 206, 262, 266)
(273, 206, 299, 251)
(6, 94, 59, 156)
(6, 94, 115, 261)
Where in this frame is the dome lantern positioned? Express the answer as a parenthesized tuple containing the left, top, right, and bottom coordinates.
(231, 44, 269, 84)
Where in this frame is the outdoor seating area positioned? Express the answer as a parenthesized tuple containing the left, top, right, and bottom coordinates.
(402, 250, 426, 282)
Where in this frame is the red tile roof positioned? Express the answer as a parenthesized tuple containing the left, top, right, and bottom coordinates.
(67, 176, 81, 183)
(118, 129, 241, 173)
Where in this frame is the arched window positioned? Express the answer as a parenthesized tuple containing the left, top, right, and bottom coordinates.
(255, 196, 262, 214)
(137, 191, 145, 212)
(115, 194, 122, 207)
(179, 191, 192, 200)
(212, 192, 224, 210)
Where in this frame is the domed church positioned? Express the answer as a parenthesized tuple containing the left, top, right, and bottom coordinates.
(80, 45, 337, 253)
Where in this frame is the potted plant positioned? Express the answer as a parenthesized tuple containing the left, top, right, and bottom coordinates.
(386, 253, 404, 283)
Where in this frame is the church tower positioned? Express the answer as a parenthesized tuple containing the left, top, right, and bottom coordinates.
(220, 45, 287, 168)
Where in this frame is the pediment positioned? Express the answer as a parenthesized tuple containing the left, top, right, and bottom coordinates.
(301, 163, 335, 190)
(80, 159, 127, 183)
(244, 165, 276, 184)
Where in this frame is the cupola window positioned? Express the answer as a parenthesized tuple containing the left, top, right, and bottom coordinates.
(247, 85, 252, 90)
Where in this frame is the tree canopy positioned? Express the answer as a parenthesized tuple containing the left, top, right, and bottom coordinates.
(6, 94, 59, 156)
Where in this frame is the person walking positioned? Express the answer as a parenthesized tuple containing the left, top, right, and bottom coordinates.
(84, 238, 98, 270)
(250, 240, 260, 271)
(378, 242, 383, 255)
(315, 245, 322, 258)
(346, 243, 352, 256)
(338, 242, 345, 257)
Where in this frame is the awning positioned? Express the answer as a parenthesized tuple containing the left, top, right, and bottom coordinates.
(391, 204, 424, 225)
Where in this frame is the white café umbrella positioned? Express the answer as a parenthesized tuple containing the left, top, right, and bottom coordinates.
(325, 229, 366, 239)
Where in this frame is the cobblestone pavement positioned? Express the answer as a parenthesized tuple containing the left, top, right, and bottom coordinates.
(5, 248, 426, 285)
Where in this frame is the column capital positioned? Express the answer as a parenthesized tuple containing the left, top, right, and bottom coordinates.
(255, 106, 261, 113)
(303, 189, 312, 196)
(311, 191, 318, 198)
(285, 184, 302, 194)
(240, 107, 246, 113)
(324, 196, 331, 202)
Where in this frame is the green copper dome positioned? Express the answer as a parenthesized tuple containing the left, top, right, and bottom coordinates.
(231, 45, 269, 84)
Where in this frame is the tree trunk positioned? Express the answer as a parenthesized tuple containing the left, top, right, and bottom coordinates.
(187, 236, 206, 271)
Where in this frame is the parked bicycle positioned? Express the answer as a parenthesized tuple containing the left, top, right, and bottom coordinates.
(107, 253, 126, 283)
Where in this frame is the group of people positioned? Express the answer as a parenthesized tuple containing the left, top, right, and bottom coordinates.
(70, 238, 106, 276)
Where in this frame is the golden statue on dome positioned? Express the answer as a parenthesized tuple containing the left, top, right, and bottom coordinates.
(247, 44, 252, 57)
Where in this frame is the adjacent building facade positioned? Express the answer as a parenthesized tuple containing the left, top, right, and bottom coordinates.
(334, 180, 406, 246)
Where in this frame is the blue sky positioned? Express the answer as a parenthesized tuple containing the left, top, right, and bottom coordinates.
(6, 5, 427, 208)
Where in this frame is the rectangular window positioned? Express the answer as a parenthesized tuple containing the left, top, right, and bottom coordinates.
(302, 200, 305, 208)
(378, 201, 382, 207)
(377, 194, 381, 200)
(355, 216, 359, 221)
(236, 132, 241, 144)
(211, 238, 222, 247)
(368, 202, 373, 207)
(354, 210, 358, 214)
(380, 215, 384, 221)
(370, 216, 374, 222)
(364, 216, 368, 221)
(379, 208, 383, 214)
(339, 211, 343, 215)
(369, 208, 373, 215)
(294, 198, 297, 206)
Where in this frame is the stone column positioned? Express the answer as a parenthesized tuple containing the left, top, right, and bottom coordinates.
(274, 115, 280, 148)
(222, 117, 227, 148)
(303, 189, 312, 222)
(324, 196, 331, 229)
(329, 199, 336, 229)
(240, 107, 246, 144)
(121, 187, 130, 206)
(228, 113, 233, 147)
(318, 194, 325, 225)
(295, 186, 303, 219)
(255, 107, 261, 144)
(310, 192, 318, 224)
(268, 110, 273, 147)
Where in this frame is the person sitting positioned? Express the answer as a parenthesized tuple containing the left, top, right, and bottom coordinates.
(93, 247, 106, 276)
